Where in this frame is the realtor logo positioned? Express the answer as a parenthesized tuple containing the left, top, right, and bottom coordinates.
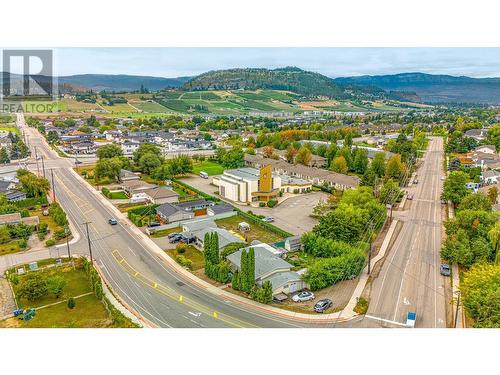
(1, 49, 56, 100)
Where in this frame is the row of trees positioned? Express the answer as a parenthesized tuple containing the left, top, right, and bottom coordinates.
(203, 232, 230, 283)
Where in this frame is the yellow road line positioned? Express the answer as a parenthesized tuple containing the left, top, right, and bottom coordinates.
(111, 250, 257, 328)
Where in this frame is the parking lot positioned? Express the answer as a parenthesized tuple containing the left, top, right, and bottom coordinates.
(180, 175, 329, 235)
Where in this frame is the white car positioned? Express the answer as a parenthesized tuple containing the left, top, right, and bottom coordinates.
(292, 291, 315, 302)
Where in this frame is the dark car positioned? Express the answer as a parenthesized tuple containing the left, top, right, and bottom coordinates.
(314, 299, 333, 313)
(149, 222, 161, 227)
(168, 233, 183, 243)
(108, 218, 118, 225)
(440, 264, 451, 276)
(180, 235, 196, 244)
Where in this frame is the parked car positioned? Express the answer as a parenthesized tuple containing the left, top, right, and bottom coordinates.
(149, 222, 160, 227)
(314, 299, 333, 313)
(262, 217, 274, 223)
(108, 218, 118, 225)
(180, 235, 195, 244)
(440, 264, 451, 276)
(407, 194, 413, 200)
(168, 234, 183, 243)
(292, 291, 315, 302)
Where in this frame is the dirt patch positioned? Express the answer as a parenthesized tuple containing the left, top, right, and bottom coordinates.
(0, 277, 16, 318)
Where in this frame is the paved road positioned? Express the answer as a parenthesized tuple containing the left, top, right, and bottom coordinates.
(14, 113, 344, 328)
(362, 137, 448, 328)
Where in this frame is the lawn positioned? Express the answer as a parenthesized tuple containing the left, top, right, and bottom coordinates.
(192, 160, 224, 176)
(101, 102, 137, 113)
(130, 100, 170, 113)
(0, 240, 21, 256)
(150, 226, 180, 238)
(166, 245, 205, 271)
(22, 100, 67, 113)
(215, 215, 283, 244)
(0, 126, 20, 135)
(62, 98, 101, 112)
(109, 191, 129, 199)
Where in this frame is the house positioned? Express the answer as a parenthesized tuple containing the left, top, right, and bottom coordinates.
(155, 203, 195, 223)
(481, 170, 500, 185)
(0, 180, 17, 193)
(284, 235, 302, 252)
(207, 203, 234, 216)
(464, 128, 488, 141)
(119, 169, 140, 182)
(142, 187, 179, 204)
(121, 180, 157, 195)
(0, 212, 39, 228)
(475, 145, 497, 154)
(226, 243, 307, 296)
(121, 140, 140, 156)
(5, 190, 27, 202)
(181, 218, 244, 250)
(174, 199, 214, 216)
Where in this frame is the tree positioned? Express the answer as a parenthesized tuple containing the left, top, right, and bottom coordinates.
(138, 153, 162, 174)
(17, 169, 50, 197)
(371, 152, 386, 177)
(379, 178, 401, 203)
(488, 222, 500, 257)
(385, 154, 403, 180)
(0, 148, 10, 164)
(459, 193, 492, 212)
(218, 147, 244, 168)
(133, 143, 161, 164)
(336, 146, 353, 170)
(47, 130, 59, 143)
(285, 146, 297, 163)
(0, 226, 11, 244)
(361, 167, 377, 187)
(96, 144, 123, 160)
(486, 124, 500, 152)
(442, 171, 470, 206)
(353, 148, 369, 174)
(295, 147, 312, 166)
(331, 156, 348, 174)
(47, 275, 67, 298)
(487, 186, 498, 205)
(240, 249, 249, 292)
(94, 157, 122, 182)
(263, 145, 274, 158)
(461, 263, 500, 327)
(152, 163, 174, 181)
(17, 273, 48, 301)
(247, 247, 255, 291)
(313, 204, 370, 244)
(211, 232, 220, 264)
(67, 297, 76, 309)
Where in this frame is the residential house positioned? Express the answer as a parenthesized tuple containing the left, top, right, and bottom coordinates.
(0, 212, 39, 229)
(226, 243, 308, 296)
(142, 187, 179, 204)
(481, 170, 500, 185)
(155, 203, 195, 223)
(475, 145, 497, 154)
(121, 140, 140, 156)
(464, 128, 488, 141)
(181, 218, 244, 250)
(121, 180, 157, 195)
(119, 169, 140, 182)
(207, 203, 234, 216)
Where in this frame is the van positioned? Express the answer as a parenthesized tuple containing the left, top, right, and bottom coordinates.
(199, 171, 209, 179)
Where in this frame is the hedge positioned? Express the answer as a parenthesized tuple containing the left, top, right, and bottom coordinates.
(12, 195, 48, 208)
(127, 204, 159, 227)
(235, 210, 292, 238)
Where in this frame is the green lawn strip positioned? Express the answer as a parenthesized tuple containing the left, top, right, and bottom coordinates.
(215, 215, 282, 244)
(0, 126, 20, 135)
(166, 245, 205, 271)
(0, 240, 21, 256)
(150, 227, 180, 238)
(109, 191, 129, 199)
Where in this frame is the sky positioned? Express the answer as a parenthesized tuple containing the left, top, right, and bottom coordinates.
(4, 48, 500, 78)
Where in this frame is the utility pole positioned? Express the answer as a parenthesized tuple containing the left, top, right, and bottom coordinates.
(50, 169, 56, 203)
(454, 292, 461, 328)
(367, 232, 372, 275)
(41, 156, 46, 178)
(83, 222, 94, 265)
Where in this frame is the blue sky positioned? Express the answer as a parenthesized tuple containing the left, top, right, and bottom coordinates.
(6, 48, 500, 78)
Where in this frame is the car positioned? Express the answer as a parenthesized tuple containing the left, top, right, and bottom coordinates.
(108, 218, 118, 225)
(149, 222, 160, 227)
(262, 217, 274, 223)
(292, 291, 315, 302)
(407, 194, 413, 200)
(74, 160, 82, 165)
(168, 234, 183, 243)
(413, 179, 418, 184)
(314, 299, 333, 313)
(440, 264, 451, 276)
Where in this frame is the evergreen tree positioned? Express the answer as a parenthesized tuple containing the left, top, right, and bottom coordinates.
(247, 247, 255, 291)
(240, 250, 248, 292)
(211, 232, 220, 264)
(232, 270, 240, 290)
(262, 281, 273, 304)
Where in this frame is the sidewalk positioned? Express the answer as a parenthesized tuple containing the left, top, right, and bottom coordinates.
(447, 202, 464, 328)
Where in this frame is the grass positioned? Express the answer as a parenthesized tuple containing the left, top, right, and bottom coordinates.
(101, 102, 137, 113)
(0, 240, 21, 256)
(353, 297, 369, 315)
(150, 227, 180, 238)
(62, 98, 101, 112)
(215, 215, 283, 244)
(192, 160, 224, 176)
(22, 100, 67, 113)
(109, 191, 129, 199)
(166, 245, 205, 271)
(130, 100, 170, 113)
(286, 251, 318, 271)
(0, 126, 20, 135)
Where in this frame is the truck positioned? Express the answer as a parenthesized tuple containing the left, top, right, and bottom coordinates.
(406, 311, 416, 327)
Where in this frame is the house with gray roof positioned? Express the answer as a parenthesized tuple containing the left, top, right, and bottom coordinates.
(226, 243, 308, 296)
(181, 218, 244, 251)
(156, 203, 194, 223)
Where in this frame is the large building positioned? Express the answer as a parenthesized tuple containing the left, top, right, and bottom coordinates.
(213, 166, 312, 204)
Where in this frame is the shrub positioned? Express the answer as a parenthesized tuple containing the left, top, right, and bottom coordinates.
(19, 238, 27, 249)
(101, 187, 111, 198)
(354, 297, 369, 315)
(54, 228, 68, 240)
(17, 273, 48, 301)
(67, 297, 76, 309)
(20, 209, 30, 218)
(45, 238, 56, 247)
(176, 243, 187, 254)
(175, 255, 193, 269)
(267, 199, 278, 208)
(293, 189, 299, 194)
(259, 202, 266, 207)
(47, 275, 67, 298)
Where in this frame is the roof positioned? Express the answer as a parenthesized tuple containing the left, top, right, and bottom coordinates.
(192, 227, 244, 249)
(475, 144, 497, 152)
(21, 216, 40, 226)
(0, 212, 22, 225)
(266, 271, 303, 290)
(182, 218, 217, 232)
(175, 199, 213, 210)
(208, 203, 234, 215)
(119, 169, 140, 180)
(121, 179, 157, 190)
(0, 180, 13, 193)
(155, 203, 182, 218)
(224, 168, 261, 181)
(143, 187, 179, 200)
(482, 170, 500, 179)
(227, 243, 292, 280)
(5, 190, 26, 200)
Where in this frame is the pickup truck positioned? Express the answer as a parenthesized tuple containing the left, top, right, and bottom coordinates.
(406, 311, 416, 327)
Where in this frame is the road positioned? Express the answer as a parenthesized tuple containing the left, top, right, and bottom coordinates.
(362, 137, 448, 328)
(14, 113, 341, 328)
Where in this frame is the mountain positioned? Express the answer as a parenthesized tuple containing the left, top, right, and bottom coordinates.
(334, 73, 500, 104)
(183, 67, 357, 99)
(1, 72, 191, 93)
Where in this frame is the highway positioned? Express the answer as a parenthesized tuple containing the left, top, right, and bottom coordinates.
(15, 113, 340, 328)
(362, 137, 449, 328)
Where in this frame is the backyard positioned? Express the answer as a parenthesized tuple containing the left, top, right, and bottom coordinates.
(166, 245, 205, 271)
(192, 160, 224, 176)
(215, 214, 283, 244)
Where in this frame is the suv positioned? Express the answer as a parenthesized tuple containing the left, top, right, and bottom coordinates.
(292, 291, 315, 302)
(262, 217, 274, 223)
(168, 233, 183, 243)
(440, 264, 451, 276)
(108, 218, 118, 225)
(314, 299, 333, 313)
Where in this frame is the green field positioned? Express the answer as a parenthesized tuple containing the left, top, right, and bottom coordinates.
(192, 161, 224, 176)
(131, 100, 170, 113)
(0, 126, 20, 135)
(215, 215, 283, 244)
(166, 245, 205, 271)
(156, 99, 192, 113)
(181, 91, 220, 100)
(101, 102, 137, 113)
(63, 98, 101, 112)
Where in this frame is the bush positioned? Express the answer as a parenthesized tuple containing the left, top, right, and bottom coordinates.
(354, 297, 369, 314)
(176, 243, 187, 254)
(259, 202, 266, 207)
(54, 228, 68, 240)
(267, 200, 278, 208)
(20, 209, 30, 218)
(67, 297, 76, 309)
(19, 238, 27, 249)
(293, 189, 299, 194)
(175, 255, 193, 269)
(45, 238, 56, 247)
(17, 273, 48, 301)
(101, 187, 111, 198)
